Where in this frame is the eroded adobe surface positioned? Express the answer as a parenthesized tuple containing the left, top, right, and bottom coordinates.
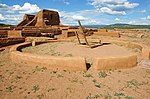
(17, 9, 60, 27)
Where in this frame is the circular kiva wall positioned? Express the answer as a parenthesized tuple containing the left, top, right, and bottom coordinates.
(9, 40, 150, 71)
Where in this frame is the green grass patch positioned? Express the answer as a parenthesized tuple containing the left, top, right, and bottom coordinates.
(99, 71, 108, 78)
(83, 73, 93, 78)
(32, 85, 40, 92)
(32, 66, 47, 73)
(114, 92, 125, 99)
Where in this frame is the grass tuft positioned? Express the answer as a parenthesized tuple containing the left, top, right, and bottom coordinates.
(32, 85, 40, 92)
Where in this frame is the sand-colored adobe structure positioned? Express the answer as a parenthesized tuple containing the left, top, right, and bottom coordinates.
(9, 39, 150, 71)
(17, 9, 60, 27)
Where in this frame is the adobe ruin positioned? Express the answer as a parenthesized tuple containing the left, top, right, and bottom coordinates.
(17, 9, 60, 27)
(0, 9, 121, 48)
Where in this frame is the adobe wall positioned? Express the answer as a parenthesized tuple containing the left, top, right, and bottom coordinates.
(17, 9, 60, 27)
(0, 30, 8, 38)
(8, 30, 22, 38)
(9, 40, 150, 71)
(22, 30, 41, 37)
(0, 38, 25, 48)
(10, 42, 87, 71)
(92, 40, 150, 70)
(42, 10, 60, 25)
(17, 14, 35, 27)
(142, 48, 150, 59)
(36, 10, 45, 27)
(113, 41, 150, 59)
(113, 41, 142, 51)
(94, 31, 120, 37)
(97, 29, 107, 32)
(93, 54, 137, 70)
(61, 29, 76, 38)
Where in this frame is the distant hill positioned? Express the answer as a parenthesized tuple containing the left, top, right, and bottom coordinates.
(102, 23, 150, 29)
(0, 23, 13, 27)
(84, 25, 106, 28)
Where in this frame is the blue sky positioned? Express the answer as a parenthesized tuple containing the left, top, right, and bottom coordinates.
(0, 0, 150, 25)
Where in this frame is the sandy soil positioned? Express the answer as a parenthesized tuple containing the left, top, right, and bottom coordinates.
(0, 47, 150, 99)
(0, 30, 150, 99)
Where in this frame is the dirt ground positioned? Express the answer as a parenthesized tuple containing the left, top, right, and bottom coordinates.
(0, 29, 150, 99)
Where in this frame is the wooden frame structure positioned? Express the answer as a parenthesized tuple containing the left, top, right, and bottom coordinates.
(76, 20, 102, 48)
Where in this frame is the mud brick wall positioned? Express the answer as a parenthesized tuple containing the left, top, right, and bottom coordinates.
(17, 9, 60, 27)
(0, 38, 25, 48)
(22, 30, 41, 37)
(93, 55, 137, 70)
(94, 31, 120, 37)
(112, 41, 150, 60)
(0, 30, 8, 38)
(10, 42, 87, 71)
(8, 30, 22, 38)
(67, 32, 76, 37)
(97, 29, 108, 32)
(142, 48, 150, 59)
(62, 29, 76, 38)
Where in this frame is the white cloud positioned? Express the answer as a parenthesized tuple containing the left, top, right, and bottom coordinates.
(12, 2, 40, 14)
(0, 2, 41, 24)
(139, 10, 146, 13)
(115, 18, 120, 21)
(0, 14, 5, 20)
(147, 16, 150, 20)
(5, 14, 23, 21)
(0, 3, 12, 13)
(60, 12, 88, 25)
(0, 3, 8, 8)
(72, 15, 88, 21)
(125, 16, 150, 25)
(100, 7, 126, 15)
(64, 2, 70, 5)
(128, 20, 136, 24)
(54, 0, 70, 5)
(141, 16, 150, 20)
(0, 14, 23, 21)
(0, 2, 40, 14)
(89, 0, 139, 15)
(59, 10, 101, 25)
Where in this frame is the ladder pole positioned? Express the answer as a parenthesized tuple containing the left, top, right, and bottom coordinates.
(78, 20, 89, 46)
(75, 31, 81, 44)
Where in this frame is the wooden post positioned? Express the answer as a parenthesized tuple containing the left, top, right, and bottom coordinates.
(32, 40, 36, 46)
(78, 20, 89, 46)
(75, 31, 81, 44)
